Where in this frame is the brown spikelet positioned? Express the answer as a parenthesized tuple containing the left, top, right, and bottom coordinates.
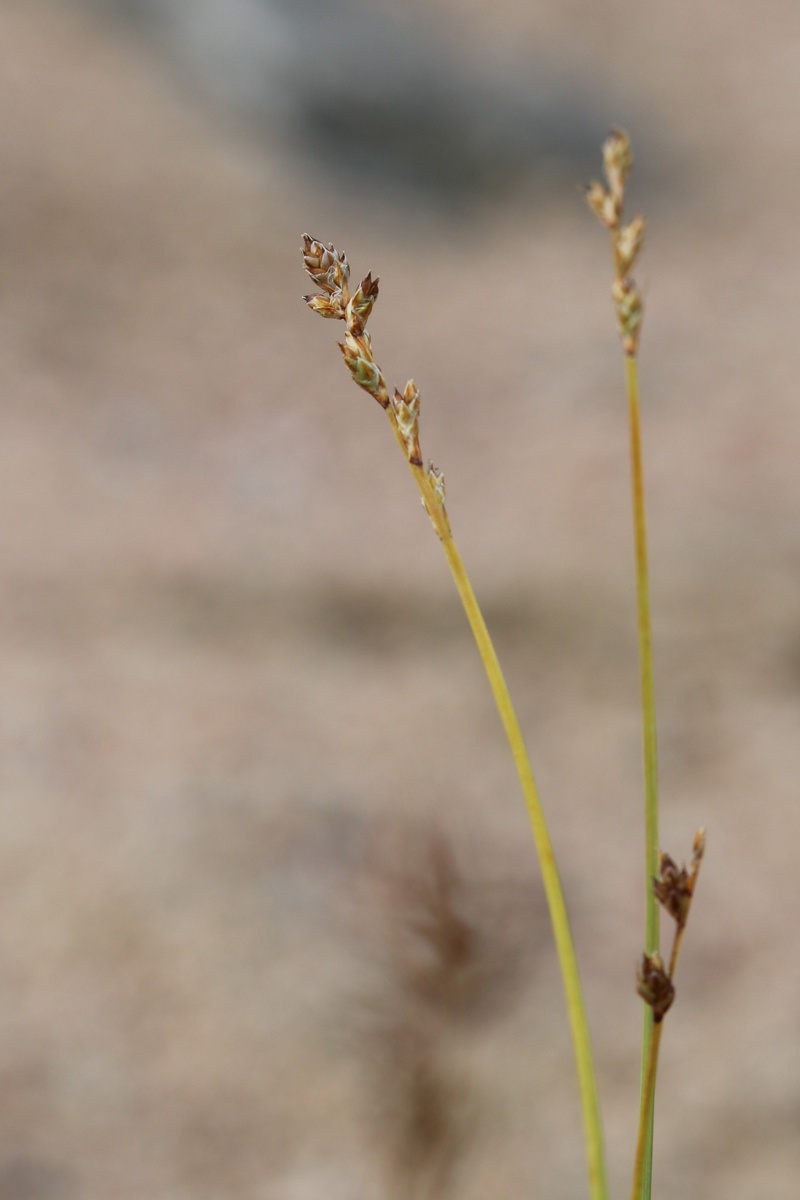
(301, 233, 350, 296)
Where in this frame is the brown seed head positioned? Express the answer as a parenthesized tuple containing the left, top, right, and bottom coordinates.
(636, 952, 675, 1022)
(653, 853, 693, 927)
(654, 831, 706, 928)
(302, 234, 350, 296)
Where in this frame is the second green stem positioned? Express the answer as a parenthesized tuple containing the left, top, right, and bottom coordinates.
(626, 352, 660, 1200)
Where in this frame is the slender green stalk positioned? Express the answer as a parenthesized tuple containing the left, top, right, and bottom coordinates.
(439, 527, 607, 1200)
(625, 352, 660, 1200)
(382, 413, 610, 1200)
(630, 1017, 663, 1200)
(588, 130, 662, 1200)
(626, 355, 659, 960)
(441, 529, 607, 1200)
(399, 459, 608, 1200)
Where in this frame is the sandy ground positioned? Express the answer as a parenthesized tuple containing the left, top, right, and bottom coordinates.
(0, 1, 799, 1197)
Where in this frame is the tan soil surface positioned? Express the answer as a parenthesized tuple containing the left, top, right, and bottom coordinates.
(0, 2, 799, 1198)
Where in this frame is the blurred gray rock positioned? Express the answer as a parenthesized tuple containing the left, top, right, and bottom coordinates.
(78, 0, 616, 208)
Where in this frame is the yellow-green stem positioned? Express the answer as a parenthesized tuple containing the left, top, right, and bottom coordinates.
(625, 352, 660, 1200)
(401, 454, 607, 1200)
(630, 1017, 664, 1200)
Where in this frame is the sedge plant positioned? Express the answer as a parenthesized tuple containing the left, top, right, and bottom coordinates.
(300, 130, 704, 1200)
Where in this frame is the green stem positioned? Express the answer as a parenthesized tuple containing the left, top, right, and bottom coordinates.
(630, 1017, 664, 1200)
(625, 352, 660, 1200)
(387, 366, 608, 1200)
(434, 522, 608, 1200)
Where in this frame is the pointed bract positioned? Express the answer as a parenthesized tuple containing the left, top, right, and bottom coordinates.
(339, 330, 389, 406)
(347, 273, 380, 334)
(616, 216, 646, 274)
(427, 462, 446, 507)
(585, 180, 617, 229)
(392, 381, 422, 465)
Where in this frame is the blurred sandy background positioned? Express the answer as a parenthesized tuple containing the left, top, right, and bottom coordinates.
(0, 1, 799, 1197)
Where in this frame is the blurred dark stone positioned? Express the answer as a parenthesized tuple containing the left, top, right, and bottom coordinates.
(79, 0, 619, 209)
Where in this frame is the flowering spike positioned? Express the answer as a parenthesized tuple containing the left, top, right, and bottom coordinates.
(653, 854, 693, 927)
(653, 830, 707, 931)
(301, 234, 350, 296)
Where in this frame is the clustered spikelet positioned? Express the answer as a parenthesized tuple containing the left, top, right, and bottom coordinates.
(636, 952, 675, 1022)
(302, 234, 450, 538)
(653, 828, 705, 930)
(637, 829, 706, 1021)
(586, 129, 645, 356)
(302, 237, 350, 298)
